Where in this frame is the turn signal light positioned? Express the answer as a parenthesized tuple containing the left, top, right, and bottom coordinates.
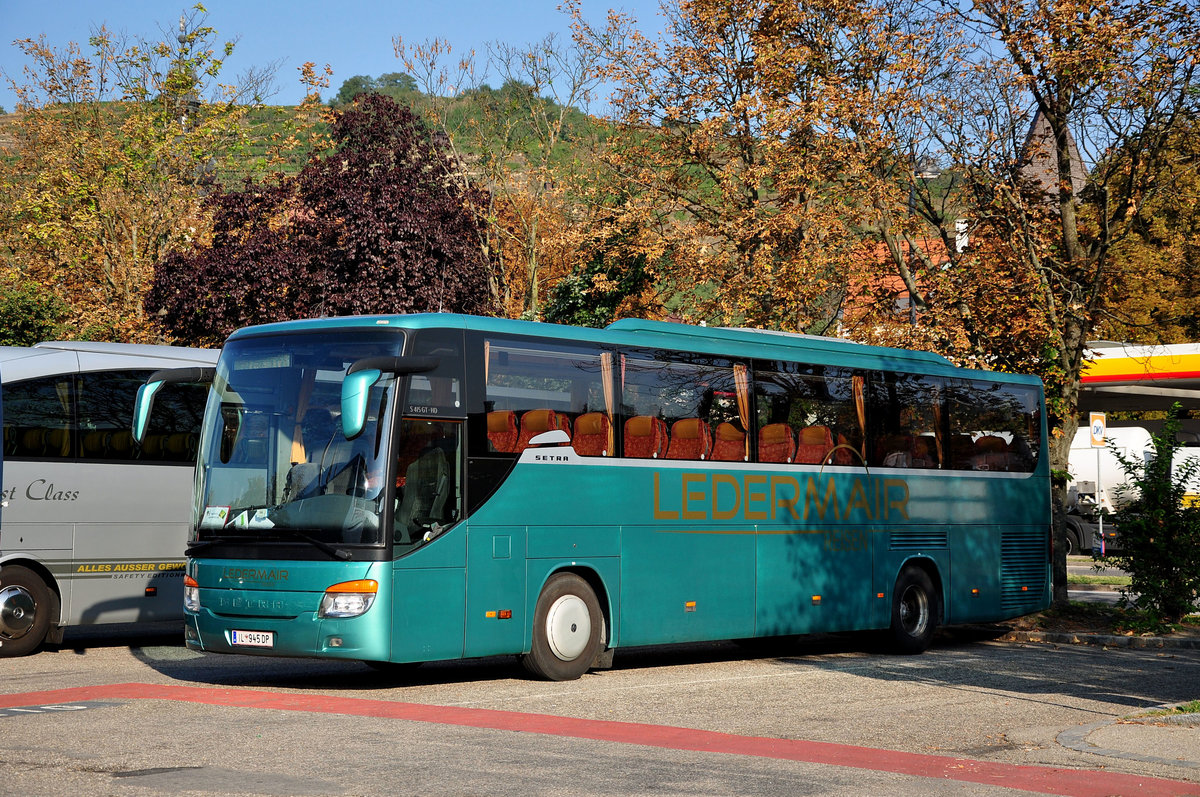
(325, 579, 379, 593)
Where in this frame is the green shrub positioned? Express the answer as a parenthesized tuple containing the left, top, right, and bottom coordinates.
(1110, 411, 1200, 625)
(0, 277, 66, 345)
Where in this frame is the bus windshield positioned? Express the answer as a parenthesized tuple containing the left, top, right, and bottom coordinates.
(194, 329, 405, 548)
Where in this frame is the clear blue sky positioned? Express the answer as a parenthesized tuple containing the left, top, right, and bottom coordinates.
(0, 0, 663, 112)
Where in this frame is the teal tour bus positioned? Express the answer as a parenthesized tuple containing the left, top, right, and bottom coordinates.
(133, 315, 1050, 679)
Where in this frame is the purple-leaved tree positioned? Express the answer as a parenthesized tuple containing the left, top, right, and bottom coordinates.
(148, 94, 496, 345)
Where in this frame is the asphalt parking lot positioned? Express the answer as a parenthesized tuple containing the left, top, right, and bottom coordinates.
(2, 624, 1198, 796)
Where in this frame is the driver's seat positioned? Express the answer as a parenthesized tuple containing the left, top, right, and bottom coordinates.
(283, 462, 322, 501)
(395, 446, 449, 544)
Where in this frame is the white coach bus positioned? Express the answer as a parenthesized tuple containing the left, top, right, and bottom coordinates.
(0, 342, 216, 656)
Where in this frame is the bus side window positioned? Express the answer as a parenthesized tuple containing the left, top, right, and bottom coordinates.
(620, 353, 737, 461)
(868, 372, 943, 469)
(3, 376, 75, 460)
(753, 363, 858, 466)
(482, 339, 608, 455)
(76, 370, 207, 463)
(944, 379, 1041, 473)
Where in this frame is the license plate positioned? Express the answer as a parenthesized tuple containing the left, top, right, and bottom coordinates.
(231, 630, 274, 648)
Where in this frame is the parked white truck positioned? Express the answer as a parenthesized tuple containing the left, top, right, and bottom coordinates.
(1066, 425, 1153, 554)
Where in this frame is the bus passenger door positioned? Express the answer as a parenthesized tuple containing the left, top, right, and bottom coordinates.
(72, 462, 192, 623)
(390, 535, 467, 663)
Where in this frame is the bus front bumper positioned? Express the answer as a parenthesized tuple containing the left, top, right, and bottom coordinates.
(184, 607, 391, 661)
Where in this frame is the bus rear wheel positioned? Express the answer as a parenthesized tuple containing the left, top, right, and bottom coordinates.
(888, 565, 939, 654)
(523, 573, 603, 681)
(0, 566, 55, 658)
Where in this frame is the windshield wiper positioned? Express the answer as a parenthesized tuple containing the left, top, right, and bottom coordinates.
(268, 528, 352, 561)
(185, 537, 238, 555)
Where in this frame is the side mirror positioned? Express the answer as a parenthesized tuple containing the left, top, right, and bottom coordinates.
(132, 366, 214, 444)
(341, 369, 381, 440)
(340, 355, 440, 439)
(133, 381, 164, 444)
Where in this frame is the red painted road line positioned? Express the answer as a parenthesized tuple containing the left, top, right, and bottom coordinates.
(3, 683, 1197, 797)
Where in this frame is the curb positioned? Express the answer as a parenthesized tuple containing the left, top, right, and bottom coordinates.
(1148, 714, 1200, 727)
(1001, 629, 1200, 650)
(1057, 718, 1200, 770)
(1057, 701, 1200, 771)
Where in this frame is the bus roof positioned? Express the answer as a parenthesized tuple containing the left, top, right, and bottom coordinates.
(0, 341, 217, 383)
(226, 313, 1038, 384)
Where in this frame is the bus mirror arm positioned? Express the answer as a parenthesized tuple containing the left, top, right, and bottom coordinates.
(346, 356, 439, 376)
(132, 367, 215, 444)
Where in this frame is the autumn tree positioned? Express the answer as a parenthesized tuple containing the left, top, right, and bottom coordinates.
(573, 0, 1200, 602)
(1097, 119, 1200, 343)
(884, 0, 1200, 602)
(0, 272, 66, 345)
(574, 0, 918, 330)
(542, 204, 663, 326)
(147, 93, 497, 345)
(394, 33, 610, 319)
(0, 5, 278, 341)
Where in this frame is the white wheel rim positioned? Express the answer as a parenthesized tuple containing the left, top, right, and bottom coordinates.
(545, 594, 591, 661)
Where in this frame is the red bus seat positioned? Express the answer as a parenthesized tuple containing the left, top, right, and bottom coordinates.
(971, 435, 1012, 471)
(911, 436, 938, 468)
(517, 409, 570, 450)
(573, 412, 610, 456)
(487, 410, 519, 453)
(666, 418, 712, 460)
(794, 425, 834, 464)
(758, 423, 795, 463)
(624, 415, 667, 459)
(711, 422, 746, 461)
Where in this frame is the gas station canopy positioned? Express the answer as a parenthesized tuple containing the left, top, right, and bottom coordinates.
(1079, 342, 1200, 414)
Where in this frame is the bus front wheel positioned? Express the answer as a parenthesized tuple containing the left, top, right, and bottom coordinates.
(0, 565, 55, 658)
(523, 573, 603, 681)
(888, 566, 939, 654)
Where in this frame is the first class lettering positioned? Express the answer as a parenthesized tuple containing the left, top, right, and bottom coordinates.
(652, 471, 910, 523)
(1, 480, 80, 502)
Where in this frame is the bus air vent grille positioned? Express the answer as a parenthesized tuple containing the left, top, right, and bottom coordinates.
(1000, 528, 1048, 613)
(889, 530, 948, 551)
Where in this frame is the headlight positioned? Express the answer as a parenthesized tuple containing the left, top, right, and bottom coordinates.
(318, 579, 378, 618)
(183, 575, 201, 612)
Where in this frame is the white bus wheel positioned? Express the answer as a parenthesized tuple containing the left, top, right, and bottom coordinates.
(522, 573, 603, 681)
